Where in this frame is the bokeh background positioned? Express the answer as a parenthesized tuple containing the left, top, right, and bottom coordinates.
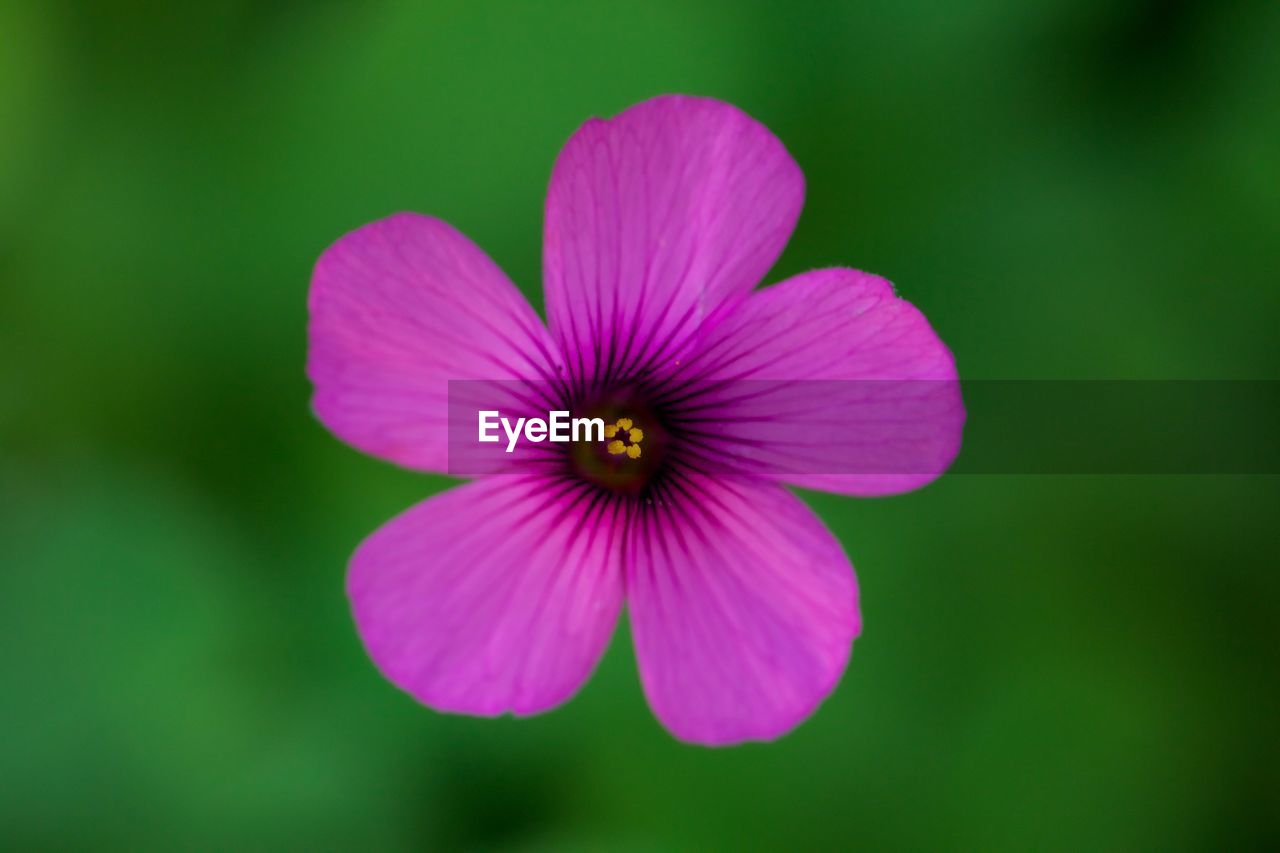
(3, 1, 1277, 849)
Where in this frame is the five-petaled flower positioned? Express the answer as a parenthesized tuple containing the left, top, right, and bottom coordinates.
(307, 95, 963, 745)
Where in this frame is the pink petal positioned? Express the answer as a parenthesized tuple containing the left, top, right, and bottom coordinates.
(348, 475, 624, 715)
(666, 268, 964, 496)
(308, 213, 557, 472)
(626, 475, 859, 745)
(543, 95, 804, 383)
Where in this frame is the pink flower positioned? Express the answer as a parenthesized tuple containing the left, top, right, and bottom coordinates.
(308, 95, 963, 745)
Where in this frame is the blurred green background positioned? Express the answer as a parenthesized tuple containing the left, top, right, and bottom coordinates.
(3, 1, 1277, 849)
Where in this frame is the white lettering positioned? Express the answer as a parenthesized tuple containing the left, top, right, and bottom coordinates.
(502, 417, 525, 453)
(549, 410, 570, 442)
(573, 417, 605, 442)
(484, 411, 618, 451)
(478, 410, 499, 443)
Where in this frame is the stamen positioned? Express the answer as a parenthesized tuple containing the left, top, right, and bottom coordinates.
(604, 417, 644, 458)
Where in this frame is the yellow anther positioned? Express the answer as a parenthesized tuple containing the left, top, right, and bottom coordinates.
(603, 416, 643, 459)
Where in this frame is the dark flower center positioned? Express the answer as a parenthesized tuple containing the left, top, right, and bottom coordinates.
(565, 388, 670, 496)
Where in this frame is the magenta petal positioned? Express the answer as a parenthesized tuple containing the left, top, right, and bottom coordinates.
(674, 268, 964, 495)
(626, 476, 859, 745)
(308, 213, 556, 472)
(543, 95, 804, 382)
(348, 475, 624, 715)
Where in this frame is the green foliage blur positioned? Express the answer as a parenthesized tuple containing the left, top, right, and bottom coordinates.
(3, 1, 1277, 849)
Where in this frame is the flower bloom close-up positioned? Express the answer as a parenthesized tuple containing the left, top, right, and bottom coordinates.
(308, 95, 964, 745)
